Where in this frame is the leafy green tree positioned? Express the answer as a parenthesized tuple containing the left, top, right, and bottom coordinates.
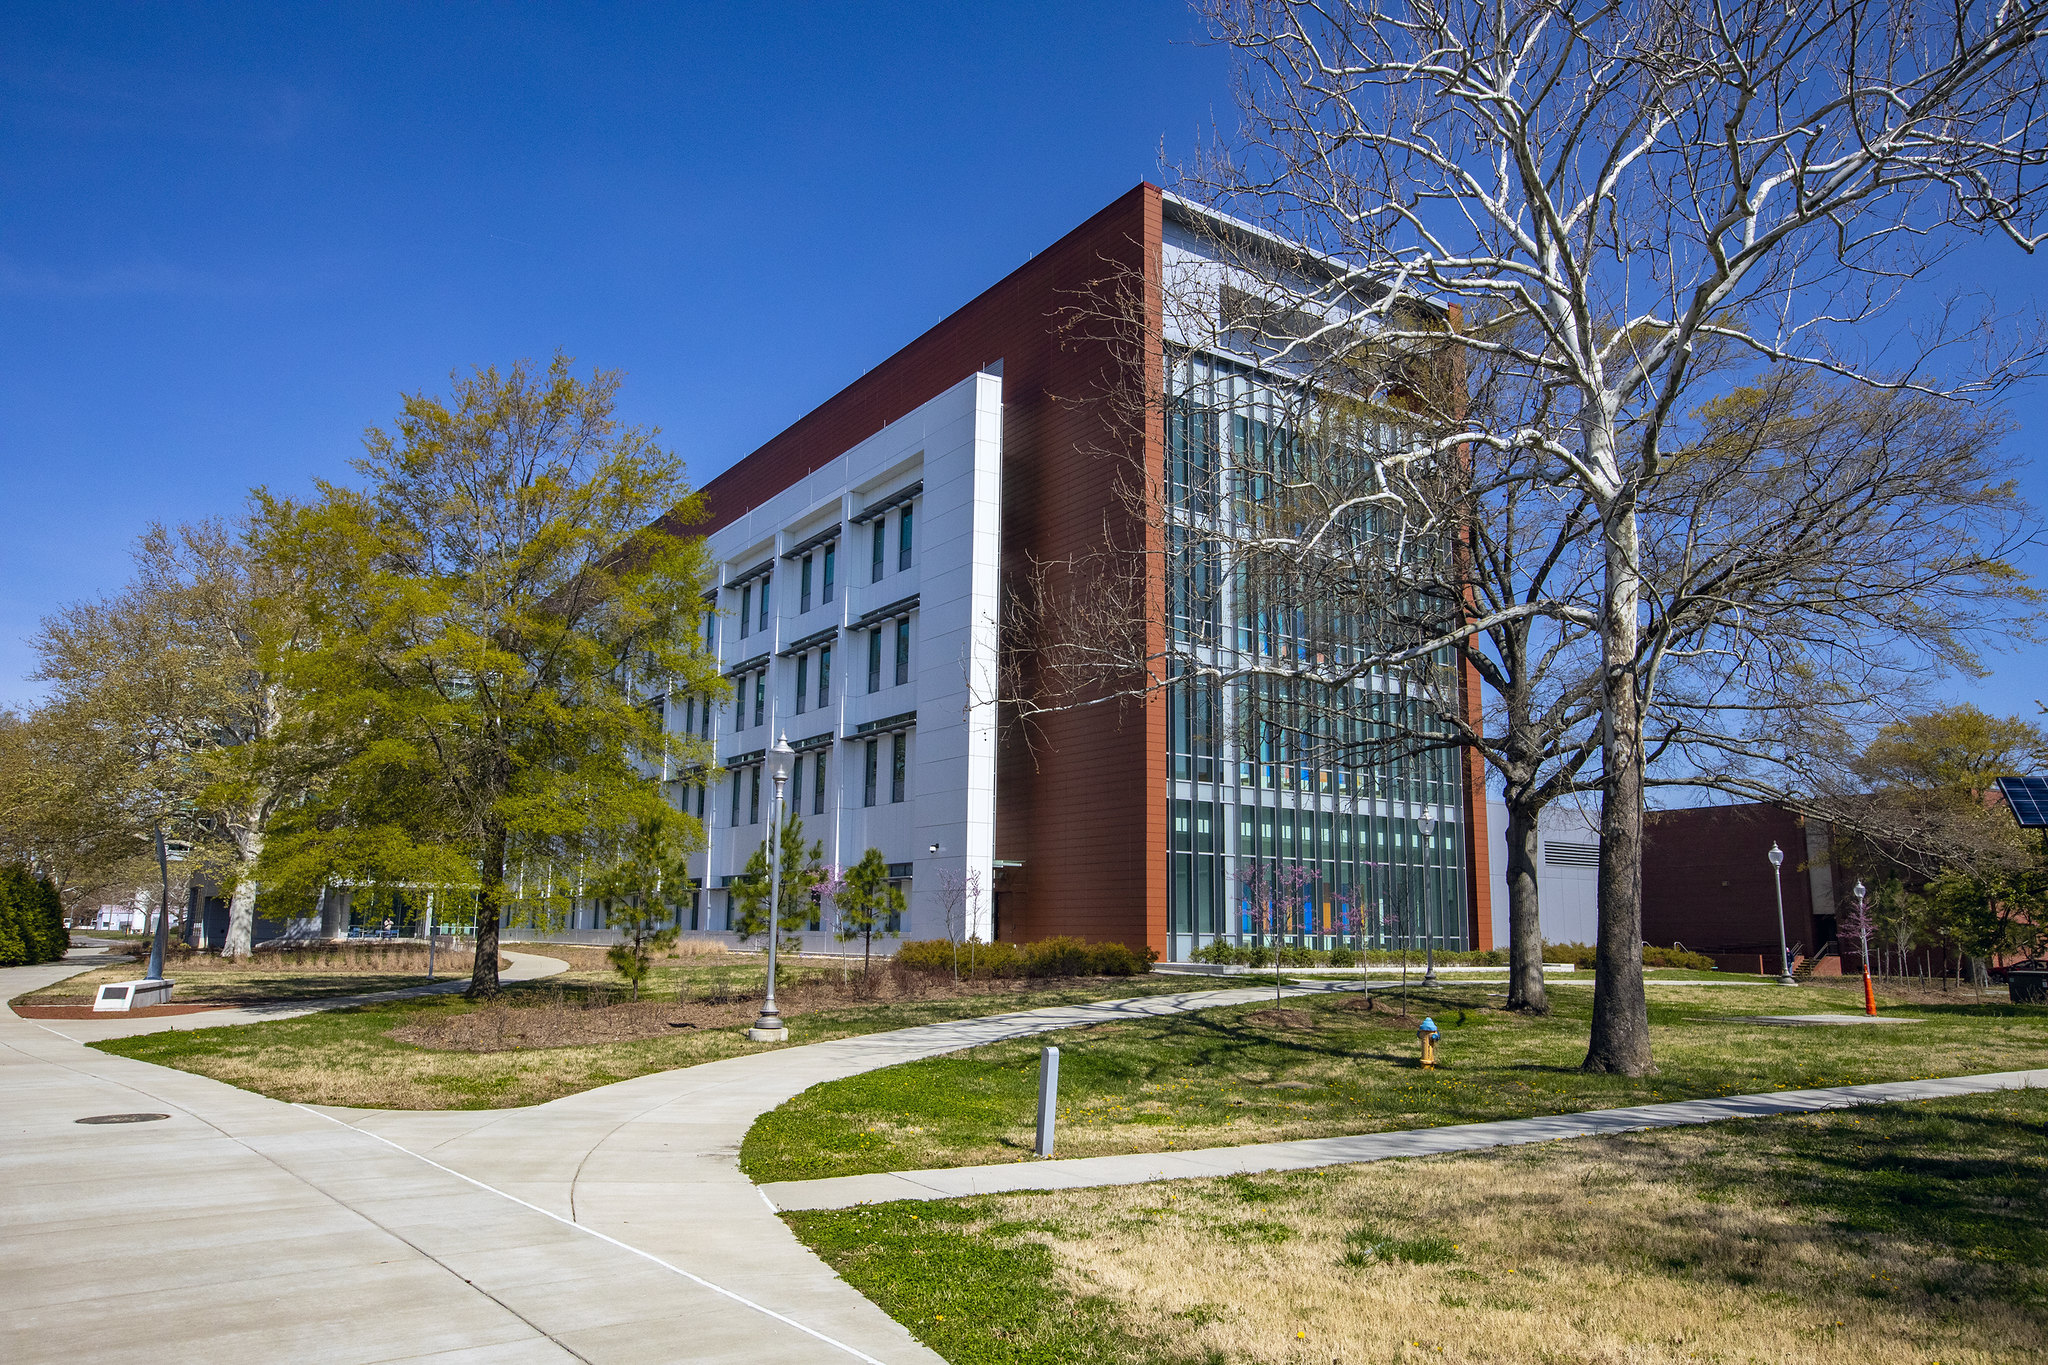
(732, 809, 824, 959)
(255, 354, 720, 995)
(0, 863, 67, 966)
(835, 847, 905, 978)
(588, 808, 699, 999)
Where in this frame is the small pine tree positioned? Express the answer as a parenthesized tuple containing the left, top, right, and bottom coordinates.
(731, 809, 823, 960)
(588, 809, 698, 1000)
(835, 847, 905, 978)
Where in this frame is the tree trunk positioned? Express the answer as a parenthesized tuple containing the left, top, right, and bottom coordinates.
(1584, 493, 1653, 1076)
(470, 815, 506, 998)
(1502, 796, 1547, 1014)
(222, 821, 263, 960)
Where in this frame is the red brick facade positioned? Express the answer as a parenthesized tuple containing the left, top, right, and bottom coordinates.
(1642, 803, 1836, 968)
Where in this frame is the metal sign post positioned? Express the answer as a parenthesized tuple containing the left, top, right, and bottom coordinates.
(1035, 1046, 1060, 1157)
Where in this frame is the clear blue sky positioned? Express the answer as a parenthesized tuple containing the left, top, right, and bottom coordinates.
(3, 2, 2043, 722)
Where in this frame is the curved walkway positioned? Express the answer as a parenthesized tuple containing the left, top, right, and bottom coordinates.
(32, 947, 568, 1043)
(761, 1066, 2048, 1210)
(2, 949, 1353, 1364)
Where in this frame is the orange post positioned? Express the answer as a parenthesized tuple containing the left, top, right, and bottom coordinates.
(1862, 970, 1878, 1017)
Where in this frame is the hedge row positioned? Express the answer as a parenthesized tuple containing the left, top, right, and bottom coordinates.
(895, 936, 1156, 978)
(0, 864, 66, 967)
(1190, 940, 1719, 971)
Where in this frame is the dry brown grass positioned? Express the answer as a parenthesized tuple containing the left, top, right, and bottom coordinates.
(966, 1115, 2044, 1364)
(13, 946, 504, 1006)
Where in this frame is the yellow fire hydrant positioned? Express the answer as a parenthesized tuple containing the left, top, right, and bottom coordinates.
(1417, 1016, 1441, 1069)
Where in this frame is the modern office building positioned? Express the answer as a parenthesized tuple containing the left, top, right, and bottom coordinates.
(666, 183, 1491, 962)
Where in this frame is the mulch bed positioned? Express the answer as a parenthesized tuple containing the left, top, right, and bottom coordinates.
(12, 1003, 234, 1019)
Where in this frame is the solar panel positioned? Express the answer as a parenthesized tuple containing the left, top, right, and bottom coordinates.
(1996, 775, 2048, 828)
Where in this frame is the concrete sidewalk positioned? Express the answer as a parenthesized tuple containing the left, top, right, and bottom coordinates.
(4, 955, 1346, 1363)
(30, 947, 569, 1043)
(759, 1067, 2048, 1211)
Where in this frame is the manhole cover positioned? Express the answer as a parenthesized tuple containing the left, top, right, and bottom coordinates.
(75, 1113, 170, 1125)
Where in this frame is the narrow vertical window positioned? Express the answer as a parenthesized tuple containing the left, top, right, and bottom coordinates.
(701, 697, 713, 739)
(794, 654, 809, 714)
(702, 610, 716, 651)
(898, 505, 913, 571)
(894, 617, 910, 687)
(818, 644, 831, 706)
(863, 739, 879, 806)
(867, 629, 882, 693)
(813, 750, 827, 815)
(753, 671, 765, 728)
(822, 544, 836, 602)
(731, 770, 742, 825)
(695, 783, 706, 818)
(891, 732, 906, 803)
(749, 766, 760, 824)
(800, 555, 813, 612)
(739, 585, 751, 639)
(871, 520, 885, 582)
(684, 697, 695, 735)
(732, 691, 744, 733)
(758, 578, 771, 632)
(791, 756, 804, 809)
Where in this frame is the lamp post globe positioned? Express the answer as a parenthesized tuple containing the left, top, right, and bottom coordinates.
(1767, 841, 1795, 986)
(749, 733, 797, 1042)
(1417, 812, 1438, 986)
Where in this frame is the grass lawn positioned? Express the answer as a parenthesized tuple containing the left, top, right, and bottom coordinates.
(88, 961, 1235, 1110)
(740, 981, 2048, 1182)
(786, 1088, 2048, 1365)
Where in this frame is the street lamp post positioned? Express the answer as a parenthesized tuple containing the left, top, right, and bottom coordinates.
(748, 734, 796, 1042)
(1767, 842, 1796, 986)
(1854, 879, 1876, 1016)
(1417, 812, 1438, 986)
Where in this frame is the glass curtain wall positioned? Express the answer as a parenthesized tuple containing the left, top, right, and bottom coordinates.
(1163, 349, 1469, 960)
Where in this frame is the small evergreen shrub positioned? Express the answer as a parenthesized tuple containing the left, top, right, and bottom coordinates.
(0, 864, 66, 966)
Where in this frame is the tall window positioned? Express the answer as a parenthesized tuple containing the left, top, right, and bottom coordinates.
(753, 672, 765, 728)
(791, 756, 804, 810)
(738, 585, 751, 638)
(683, 696, 695, 735)
(898, 505, 913, 571)
(863, 739, 879, 807)
(871, 520, 885, 582)
(702, 609, 716, 651)
(758, 578, 770, 632)
(894, 617, 910, 687)
(731, 769, 742, 825)
(891, 732, 907, 803)
(817, 644, 832, 707)
(800, 555, 813, 612)
(795, 654, 809, 714)
(732, 688, 745, 733)
(867, 628, 883, 693)
(749, 766, 760, 824)
(822, 544, 836, 602)
(812, 750, 827, 815)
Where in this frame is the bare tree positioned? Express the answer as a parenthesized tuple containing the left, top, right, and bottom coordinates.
(1173, 0, 2048, 1074)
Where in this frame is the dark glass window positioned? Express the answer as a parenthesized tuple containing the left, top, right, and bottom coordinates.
(753, 672, 765, 727)
(749, 765, 760, 824)
(795, 654, 809, 715)
(867, 629, 882, 693)
(894, 618, 910, 687)
(791, 756, 803, 811)
(758, 578, 770, 632)
(871, 521, 885, 583)
(898, 505, 913, 571)
(731, 769, 742, 825)
(800, 555, 813, 612)
(818, 645, 831, 706)
(739, 585, 751, 639)
(891, 732, 906, 803)
(822, 544, 836, 602)
(863, 739, 879, 807)
(813, 750, 827, 815)
(702, 610, 716, 651)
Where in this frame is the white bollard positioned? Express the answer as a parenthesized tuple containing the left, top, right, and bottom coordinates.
(1036, 1046, 1060, 1157)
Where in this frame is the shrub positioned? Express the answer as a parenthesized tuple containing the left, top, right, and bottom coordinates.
(0, 864, 65, 967)
(1545, 941, 1718, 971)
(1327, 946, 1357, 967)
(893, 936, 1153, 978)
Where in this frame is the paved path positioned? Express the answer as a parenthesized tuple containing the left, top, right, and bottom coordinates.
(27, 948, 569, 1043)
(3, 951, 1351, 1364)
(761, 1067, 2048, 1211)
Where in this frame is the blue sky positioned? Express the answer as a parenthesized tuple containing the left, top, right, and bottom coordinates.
(3, 2, 2043, 723)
